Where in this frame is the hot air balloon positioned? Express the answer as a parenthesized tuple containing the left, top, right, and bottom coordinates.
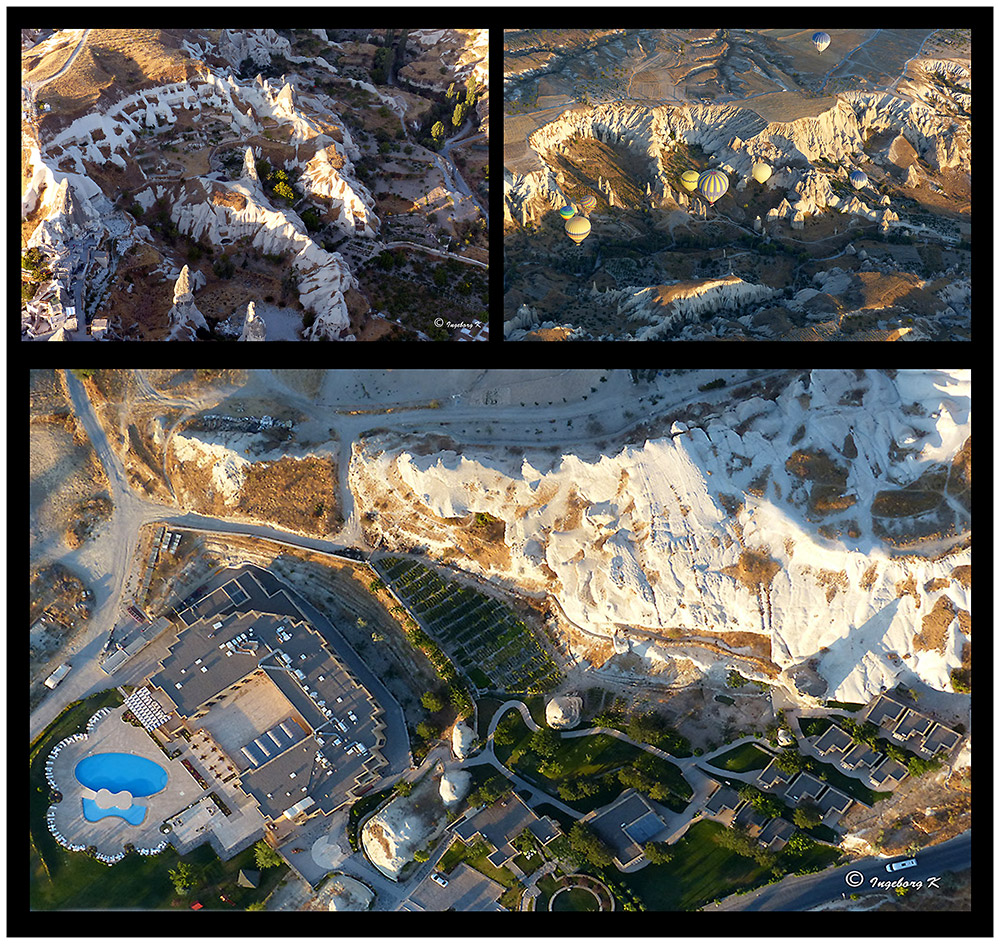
(849, 169, 869, 190)
(751, 162, 772, 184)
(680, 170, 700, 192)
(559, 205, 577, 220)
(812, 32, 831, 53)
(564, 216, 591, 245)
(697, 169, 729, 204)
(579, 194, 597, 213)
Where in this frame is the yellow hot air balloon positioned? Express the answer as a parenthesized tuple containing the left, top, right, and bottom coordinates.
(697, 169, 729, 204)
(680, 170, 700, 192)
(580, 194, 597, 213)
(752, 162, 772, 184)
(565, 216, 591, 245)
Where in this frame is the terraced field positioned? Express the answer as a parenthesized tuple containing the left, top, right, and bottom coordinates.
(375, 557, 562, 694)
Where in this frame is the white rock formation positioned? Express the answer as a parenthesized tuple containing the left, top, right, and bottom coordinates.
(451, 722, 475, 760)
(545, 695, 582, 729)
(439, 769, 472, 806)
(241, 146, 260, 185)
(505, 88, 970, 226)
(238, 301, 266, 341)
(599, 277, 777, 341)
(165, 264, 209, 340)
(324, 875, 374, 911)
(351, 369, 971, 705)
(216, 29, 292, 68)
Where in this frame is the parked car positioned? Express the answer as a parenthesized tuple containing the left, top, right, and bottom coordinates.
(886, 858, 918, 872)
(431, 873, 448, 887)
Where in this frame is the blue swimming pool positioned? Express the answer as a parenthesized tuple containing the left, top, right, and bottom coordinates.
(75, 752, 168, 797)
(82, 796, 148, 825)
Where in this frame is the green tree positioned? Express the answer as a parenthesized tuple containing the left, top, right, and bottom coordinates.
(493, 716, 519, 747)
(792, 803, 823, 830)
(431, 121, 445, 143)
(395, 780, 413, 797)
(529, 726, 560, 759)
(452, 102, 465, 128)
(784, 831, 817, 855)
(253, 839, 285, 869)
(569, 822, 613, 868)
(713, 825, 776, 868)
(643, 841, 673, 864)
(421, 691, 445, 712)
(169, 861, 197, 894)
(774, 749, 809, 775)
(273, 181, 295, 202)
(413, 848, 430, 863)
(416, 720, 437, 740)
(245, 901, 267, 911)
(449, 687, 473, 718)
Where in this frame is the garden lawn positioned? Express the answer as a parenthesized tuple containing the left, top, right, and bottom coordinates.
(707, 742, 774, 773)
(798, 716, 833, 738)
(496, 711, 692, 813)
(615, 819, 773, 911)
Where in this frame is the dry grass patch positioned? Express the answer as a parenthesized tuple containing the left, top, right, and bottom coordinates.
(804, 566, 849, 603)
(894, 575, 920, 607)
(950, 565, 971, 589)
(239, 456, 340, 536)
(38, 29, 197, 127)
(722, 548, 781, 593)
(913, 596, 954, 654)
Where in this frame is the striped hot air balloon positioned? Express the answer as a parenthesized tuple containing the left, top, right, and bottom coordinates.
(751, 162, 772, 184)
(559, 205, 577, 220)
(680, 170, 700, 192)
(697, 169, 729, 204)
(812, 32, 831, 53)
(580, 194, 597, 212)
(849, 169, 869, 190)
(564, 216, 591, 245)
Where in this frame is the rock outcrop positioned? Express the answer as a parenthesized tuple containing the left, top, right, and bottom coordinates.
(237, 301, 266, 341)
(216, 29, 292, 68)
(165, 265, 209, 340)
(545, 695, 582, 729)
(241, 146, 260, 185)
(451, 722, 475, 760)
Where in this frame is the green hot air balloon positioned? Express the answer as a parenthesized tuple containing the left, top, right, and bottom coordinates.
(680, 170, 700, 192)
(697, 169, 729, 204)
(565, 216, 591, 245)
(559, 205, 577, 220)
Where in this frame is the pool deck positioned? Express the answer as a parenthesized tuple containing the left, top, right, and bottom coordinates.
(48, 706, 209, 857)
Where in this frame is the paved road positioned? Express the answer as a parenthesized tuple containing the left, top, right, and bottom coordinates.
(704, 830, 971, 911)
(381, 240, 488, 269)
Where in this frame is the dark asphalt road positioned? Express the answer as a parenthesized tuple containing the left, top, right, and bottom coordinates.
(705, 831, 971, 911)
